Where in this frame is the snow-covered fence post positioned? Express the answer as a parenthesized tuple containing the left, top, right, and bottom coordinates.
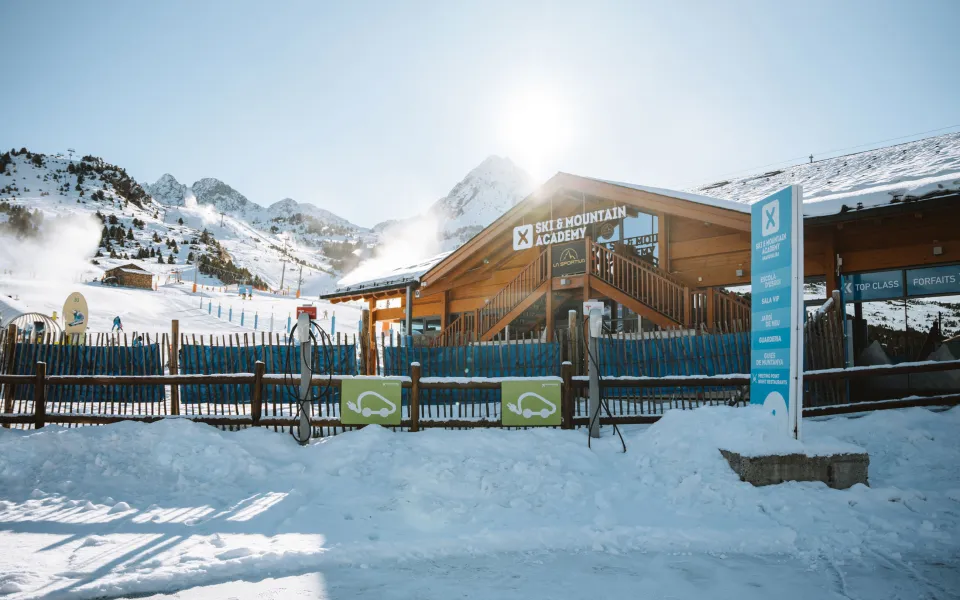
(33, 362, 47, 429)
(229, 307, 233, 322)
(270, 313, 274, 332)
(241, 310, 245, 327)
(254, 313, 258, 330)
(287, 314, 291, 333)
(409, 362, 421, 432)
(170, 320, 180, 415)
(251, 360, 264, 424)
(208, 301, 212, 315)
(218, 303, 222, 319)
(331, 311, 336, 336)
(561, 361, 574, 430)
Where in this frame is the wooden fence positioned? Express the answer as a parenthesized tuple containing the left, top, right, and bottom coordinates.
(2, 359, 959, 433)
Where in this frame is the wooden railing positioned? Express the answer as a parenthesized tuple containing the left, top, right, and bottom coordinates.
(477, 249, 550, 336)
(694, 288, 751, 332)
(4, 359, 959, 430)
(590, 242, 688, 326)
(433, 311, 478, 347)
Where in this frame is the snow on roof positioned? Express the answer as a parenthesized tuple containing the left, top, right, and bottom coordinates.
(106, 264, 153, 275)
(688, 132, 960, 217)
(324, 251, 452, 297)
(585, 177, 751, 214)
(118, 268, 154, 276)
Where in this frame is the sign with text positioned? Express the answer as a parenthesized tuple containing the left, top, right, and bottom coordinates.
(512, 205, 627, 251)
(906, 264, 960, 297)
(501, 380, 562, 426)
(341, 379, 402, 426)
(841, 270, 903, 302)
(750, 186, 803, 439)
(551, 240, 587, 277)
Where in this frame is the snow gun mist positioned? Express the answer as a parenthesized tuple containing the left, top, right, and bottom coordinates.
(0, 210, 101, 281)
(337, 212, 444, 288)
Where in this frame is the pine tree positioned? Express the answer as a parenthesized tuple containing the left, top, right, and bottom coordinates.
(167, 254, 175, 264)
(150, 248, 155, 258)
(157, 252, 164, 264)
(126, 228, 133, 240)
(178, 217, 184, 225)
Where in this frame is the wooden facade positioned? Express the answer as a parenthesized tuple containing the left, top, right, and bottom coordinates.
(322, 173, 960, 370)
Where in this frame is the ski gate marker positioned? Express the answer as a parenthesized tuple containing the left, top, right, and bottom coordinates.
(750, 185, 803, 439)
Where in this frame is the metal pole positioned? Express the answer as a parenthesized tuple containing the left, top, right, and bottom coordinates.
(192, 255, 198, 294)
(297, 311, 312, 445)
(588, 306, 602, 439)
(405, 285, 413, 337)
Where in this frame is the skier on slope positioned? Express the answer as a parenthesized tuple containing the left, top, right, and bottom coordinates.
(112, 316, 123, 332)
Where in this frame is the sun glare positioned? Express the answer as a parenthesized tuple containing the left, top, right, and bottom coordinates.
(499, 86, 574, 181)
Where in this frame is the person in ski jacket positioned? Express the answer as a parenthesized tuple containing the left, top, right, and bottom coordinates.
(112, 316, 123, 332)
(133, 335, 144, 347)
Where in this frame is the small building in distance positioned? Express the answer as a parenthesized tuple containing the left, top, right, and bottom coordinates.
(104, 264, 155, 290)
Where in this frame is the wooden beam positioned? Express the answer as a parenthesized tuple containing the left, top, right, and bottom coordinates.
(366, 298, 376, 375)
(375, 302, 442, 321)
(546, 243, 555, 342)
(440, 290, 449, 330)
(824, 231, 838, 297)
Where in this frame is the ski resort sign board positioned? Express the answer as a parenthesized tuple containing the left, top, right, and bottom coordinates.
(341, 379, 402, 426)
(62, 292, 89, 337)
(513, 205, 627, 251)
(750, 186, 804, 440)
(501, 379, 562, 426)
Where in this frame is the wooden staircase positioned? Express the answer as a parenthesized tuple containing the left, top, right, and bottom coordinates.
(432, 242, 751, 347)
(433, 249, 550, 346)
(589, 241, 750, 331)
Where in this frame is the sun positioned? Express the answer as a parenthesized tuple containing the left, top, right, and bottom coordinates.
(498, 86, 573, 181)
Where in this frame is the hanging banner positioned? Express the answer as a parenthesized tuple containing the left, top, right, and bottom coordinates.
(750, 186, 803, 439)
(513, 205, 627, 251)
(906, 264, 960, 297)
(62, 292, 89, 337)
(341, 379, 402, 426)
(501, 379, 562, 426)
(841, 270, 903, 302)
(551, 240, 587, 277)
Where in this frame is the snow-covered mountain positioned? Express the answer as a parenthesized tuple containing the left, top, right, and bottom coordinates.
(0, 149, 341, 292)
(373, 155, 536, 249)
(144, 174, 368, 249)
(431, 155, 536, 244)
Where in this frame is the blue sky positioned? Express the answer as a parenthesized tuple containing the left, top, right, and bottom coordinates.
(2, 1, 958, 226)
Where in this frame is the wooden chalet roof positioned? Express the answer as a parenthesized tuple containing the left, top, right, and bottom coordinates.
(418, 172, 750, 288)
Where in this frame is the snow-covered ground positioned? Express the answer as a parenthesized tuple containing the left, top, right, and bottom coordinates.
(0, 406, 957, 599)
(0, 275, 362, 337)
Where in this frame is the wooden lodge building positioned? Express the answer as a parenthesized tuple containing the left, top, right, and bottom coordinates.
(103, 264, 155, 290)
(322, 133, 960, 364)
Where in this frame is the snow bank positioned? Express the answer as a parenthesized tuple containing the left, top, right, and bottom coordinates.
(0, 407, 957, 598)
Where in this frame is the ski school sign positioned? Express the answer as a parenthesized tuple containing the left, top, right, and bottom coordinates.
(750, 186, 804, 440)
(513, 205, 627, 251)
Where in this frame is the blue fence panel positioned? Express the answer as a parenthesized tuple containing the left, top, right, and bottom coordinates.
(179, 344, 356, 404)
(597, 332, 749, 398)
(12, 343, 164, 404)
